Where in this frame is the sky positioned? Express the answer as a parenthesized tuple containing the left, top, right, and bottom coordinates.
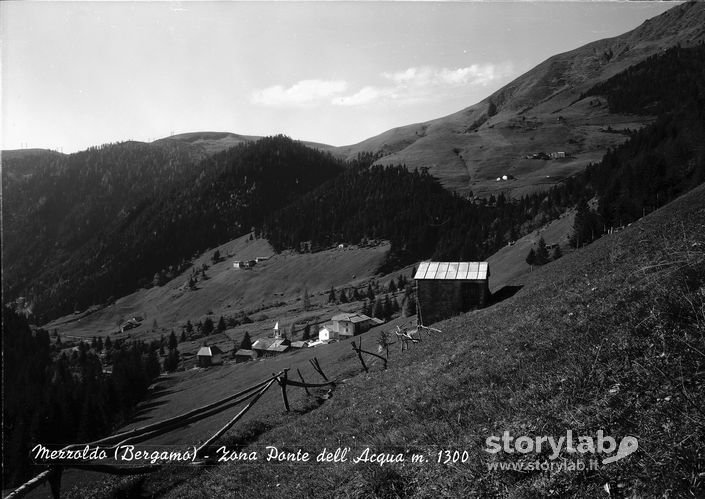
(1, 1, 678, 153)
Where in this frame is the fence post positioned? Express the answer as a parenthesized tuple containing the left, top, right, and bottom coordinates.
(297, 369, 311, 396)
(276, 371, 290, 412)
(352, 339, 368, 373)
(309, 357, 329, 382)
(48, 467, 63, 499)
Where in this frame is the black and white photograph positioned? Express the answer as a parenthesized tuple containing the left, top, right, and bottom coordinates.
(2, 1, 704, 497)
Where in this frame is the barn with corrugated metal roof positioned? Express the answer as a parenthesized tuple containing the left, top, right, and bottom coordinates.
(414, 261, 490, 325)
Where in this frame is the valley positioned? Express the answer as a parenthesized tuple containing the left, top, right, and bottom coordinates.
(3, 3, 705, 498)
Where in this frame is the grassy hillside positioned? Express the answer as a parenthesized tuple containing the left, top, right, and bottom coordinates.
(62, 177, 705, 498)
(339, 2, 705, 198)
(487, 210, 575, 293)
(43, 233, 391, 343)
(4, 136, 344, 322)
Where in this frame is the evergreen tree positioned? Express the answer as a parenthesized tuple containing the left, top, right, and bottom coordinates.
(164, 348, 180, 372)
(526, 248, 536, 271)
(168, 331, 178, 350)
(372, 297, 384, 319)
(391, 296, 400, 315)
(240, 331, 252, 350)
(216, 316, 226, 333)
(535, 237, 550, 265)
(571, 199, 595, 248)
(397, 274, 406, 290)
(404, 290, 417, 317)
(552, 245, 563, 260)
(383, 294, 393, 320)
(202, 317, 214, 335)
(146, 349, 161, 378)
(302, 324, 311, 341)
(328, 286, 336, 304)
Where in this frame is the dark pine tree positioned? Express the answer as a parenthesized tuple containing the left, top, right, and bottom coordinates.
(240, 331, 253, 350)
(526, 248, 536, 271)
(535, 237, 550, 265)
(216, 316, 226, 333)
(202, 317, 215, 335)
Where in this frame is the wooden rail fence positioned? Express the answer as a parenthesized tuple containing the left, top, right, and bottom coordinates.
(4, 357, 336, 499)
(6, 312, 440, 499)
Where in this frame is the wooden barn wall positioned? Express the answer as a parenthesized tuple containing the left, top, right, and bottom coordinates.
(417, 280, 489, 325)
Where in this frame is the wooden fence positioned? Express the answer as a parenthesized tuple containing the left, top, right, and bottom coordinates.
(4, 358, 334, 499)
(6, 314, 440, 499)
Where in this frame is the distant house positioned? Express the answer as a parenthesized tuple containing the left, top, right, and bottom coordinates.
(414, 261, 490, 325)
(328, 312, 378, 337)
(290, 340, 310, 349)
(495, 174, 515, 182)
(233, 260, 257, 269)
(255, 256, 270, 263)
(197, 345, 224, 367)
(120, 318, 142, 333)
(318, 327, 338, 342)
(234, 349, 256, 363)
(550, 151, 566, 159)
(528, 152, 550, 160)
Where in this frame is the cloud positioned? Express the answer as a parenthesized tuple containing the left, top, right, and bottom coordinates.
(382, 63, 514, 90)
(251, 63, 514, 109)
(334, 63, 514, 107)
(251, 79, 348, 107)
(331, 86, 392, 107)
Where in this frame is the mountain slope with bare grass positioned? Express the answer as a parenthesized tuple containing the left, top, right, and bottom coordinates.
(70, 177, 705, 499)
(339, 2, 705, 199)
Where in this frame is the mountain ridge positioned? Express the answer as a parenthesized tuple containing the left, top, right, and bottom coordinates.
(337, 1, 705, 197)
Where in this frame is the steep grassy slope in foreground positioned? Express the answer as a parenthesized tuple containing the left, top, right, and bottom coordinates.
(73, 188, 705, 498)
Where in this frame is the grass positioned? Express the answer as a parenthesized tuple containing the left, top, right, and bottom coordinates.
(43, 235, 390, 345)
(55, 185, 705, 498)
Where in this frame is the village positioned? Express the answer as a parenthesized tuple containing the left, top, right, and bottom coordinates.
(193, 260, 492, 369)
(41, 226, 518, 381)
